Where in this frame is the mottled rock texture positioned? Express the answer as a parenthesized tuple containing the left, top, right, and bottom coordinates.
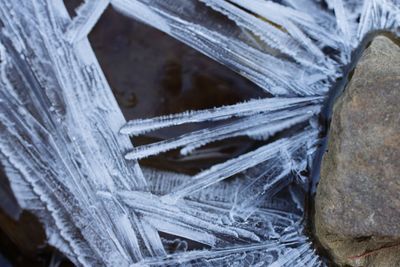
(315, 36, 400, 267)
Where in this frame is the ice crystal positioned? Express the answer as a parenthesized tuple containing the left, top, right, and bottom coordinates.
(0, 0, 399, 266)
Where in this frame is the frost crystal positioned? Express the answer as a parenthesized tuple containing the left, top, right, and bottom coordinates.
(0, 0, 399, 266)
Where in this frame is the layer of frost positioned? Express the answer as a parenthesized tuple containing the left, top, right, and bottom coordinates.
(0, 0, 399, 266)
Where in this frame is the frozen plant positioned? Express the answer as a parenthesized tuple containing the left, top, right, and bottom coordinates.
(0, 0, 399, 266)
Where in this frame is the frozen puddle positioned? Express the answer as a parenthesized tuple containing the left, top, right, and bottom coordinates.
(0, 0, 399, 266)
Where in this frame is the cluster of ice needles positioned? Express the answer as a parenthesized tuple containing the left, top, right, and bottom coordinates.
(0, 0, 399, 266)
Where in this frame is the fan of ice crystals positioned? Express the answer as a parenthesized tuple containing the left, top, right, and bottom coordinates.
(0, 0, 398, 266)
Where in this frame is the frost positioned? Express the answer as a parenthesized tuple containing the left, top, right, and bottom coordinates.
(123, 103, 321, 160)
(65, 0, 111, 44)
(120, 96, 322, 135)
(161, 128, 319, 204)
(0, 0, 399, 266)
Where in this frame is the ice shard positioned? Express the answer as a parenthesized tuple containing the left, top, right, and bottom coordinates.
(0, 0, 399, 266)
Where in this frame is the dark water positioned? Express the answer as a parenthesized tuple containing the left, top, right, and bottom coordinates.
(89, 6, 269, 174)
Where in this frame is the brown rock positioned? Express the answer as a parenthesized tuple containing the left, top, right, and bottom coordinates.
(315, 36, 400, 266)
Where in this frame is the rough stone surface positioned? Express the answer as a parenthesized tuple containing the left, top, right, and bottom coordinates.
(315, 36, 400, 267)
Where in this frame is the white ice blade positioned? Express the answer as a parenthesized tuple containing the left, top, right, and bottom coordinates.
(65, 0, 110, 44)
(124, 105, 320, 160)
(111, 0, 333, 95)
(120, 96, 323, 136)
(162, 129, 318, 203)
